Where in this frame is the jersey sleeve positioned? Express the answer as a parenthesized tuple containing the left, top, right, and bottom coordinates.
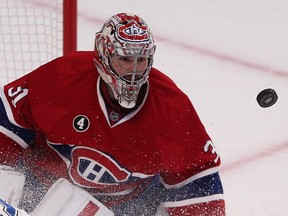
(0, 74, 36, 165)
(158, 97, 226, 215)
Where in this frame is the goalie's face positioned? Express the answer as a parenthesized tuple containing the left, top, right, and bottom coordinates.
(105, 53, 152, 109)
(110, 54, 150, 83)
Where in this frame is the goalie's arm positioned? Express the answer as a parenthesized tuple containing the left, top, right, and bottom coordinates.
(0, 134, 25, 166)
(0, 81, 36, 165)
(157, 171, 225, 215)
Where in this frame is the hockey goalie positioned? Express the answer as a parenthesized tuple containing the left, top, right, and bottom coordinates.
(0, 13, 225, 215)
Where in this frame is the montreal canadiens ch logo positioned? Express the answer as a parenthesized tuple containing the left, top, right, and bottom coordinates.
(73, 115, 90, 132)
(117, 22, 149, 42)
(69, 147, 131, 188)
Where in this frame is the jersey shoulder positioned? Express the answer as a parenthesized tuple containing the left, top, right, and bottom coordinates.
(148, 68, 191, 109)
(34, 51, 95, 77)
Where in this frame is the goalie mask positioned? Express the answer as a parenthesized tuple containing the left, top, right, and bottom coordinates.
(94, 13, 156, 109)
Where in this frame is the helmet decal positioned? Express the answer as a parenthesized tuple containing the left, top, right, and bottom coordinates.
(117, 22, 149, 42)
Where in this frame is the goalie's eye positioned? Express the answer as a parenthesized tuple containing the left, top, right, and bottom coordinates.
(111, 55, 149, 76)
(118, 56, 133, 63)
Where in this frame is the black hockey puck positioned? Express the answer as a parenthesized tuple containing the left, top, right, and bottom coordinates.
(256, 88, 278, 108)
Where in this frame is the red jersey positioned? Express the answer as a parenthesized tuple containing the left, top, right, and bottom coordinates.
(0, 51, 225, 215)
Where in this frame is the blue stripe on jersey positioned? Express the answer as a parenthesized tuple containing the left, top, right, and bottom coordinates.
(99, 173, 223, 215)
(163, 172, 224, 202)
(0, 98, 35, 145)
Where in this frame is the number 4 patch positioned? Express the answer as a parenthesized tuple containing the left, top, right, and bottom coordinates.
(73, 115, 90, 132)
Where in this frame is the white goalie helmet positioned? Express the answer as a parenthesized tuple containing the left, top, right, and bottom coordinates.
(94, 13, 156, 109)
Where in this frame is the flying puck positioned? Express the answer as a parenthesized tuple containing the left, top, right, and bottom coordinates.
(256, 88, 278, 108)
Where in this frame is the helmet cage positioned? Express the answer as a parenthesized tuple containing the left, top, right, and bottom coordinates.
(94, 13, 156, 108)
(104, 40, 155, 103)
